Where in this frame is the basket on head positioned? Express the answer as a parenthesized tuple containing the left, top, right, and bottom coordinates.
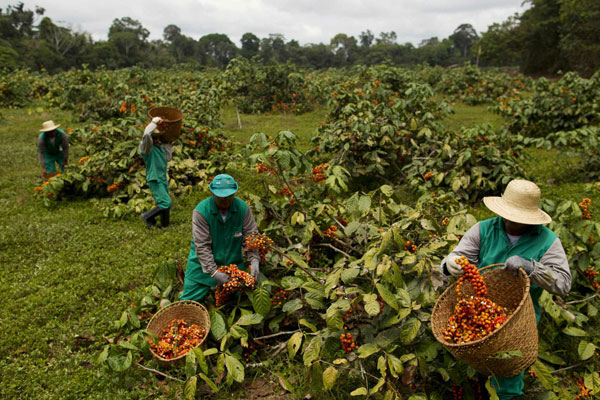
(431, 264, 538, 377)
(146, 300, 210, 366)
(148, 106, 183, 143)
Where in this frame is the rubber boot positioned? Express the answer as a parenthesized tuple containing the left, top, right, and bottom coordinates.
(141, 206, 162, 228)
(160, 208, 170, 228)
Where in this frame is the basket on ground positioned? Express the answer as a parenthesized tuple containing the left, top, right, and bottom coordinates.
(146, 300, 210, 366)
(148, 106, 183, 143)
(431, 264, 538, 377)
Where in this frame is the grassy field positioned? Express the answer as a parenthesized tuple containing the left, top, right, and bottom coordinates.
(0, 100, 596, 399)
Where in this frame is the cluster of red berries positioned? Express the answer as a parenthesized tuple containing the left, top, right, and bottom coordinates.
(377, 295, 385, 314)
(340, 332, 358, 352)
(338, 217, 348, 227)
(404, 240, 417, 253)
(279, 186, 292, 197)
(442, 256, 510, 344)
(242, 343, 256, 363)
(528, 369, 536, 378)
(271, 289, 289, 307)
(441, 217, 449, 226)
(584, 267, 600, 290)
(323, 225, 338, 238)
(455, 256, 487, 297)
(451, 385, 463, 400)
(215, 264, 256, 307)
(256, 163, 276, 175)
(579, 198, 591, 220)
(149, 318, 206, 359)
(245, 232, 274, 262)
(424, 172, 433, 180)
(107, 181, 121, 193)
(574, 377, 591, 399)
(312, 163, 329, 183)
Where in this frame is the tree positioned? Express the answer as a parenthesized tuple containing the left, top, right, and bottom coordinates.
(476, 15, 522, 67)
(108, 17, 149, 66)
(559, 0, 600, 76)
(377, 31, 397, 45)
(198, 33, 237, 68)
(240, 32, 259, 59)
(359, 30, 374, 47)
(449, 23, 479, 58)
(330, 33, 358, 65)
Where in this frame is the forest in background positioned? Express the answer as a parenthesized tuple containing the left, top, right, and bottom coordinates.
(0, 0, 598, 77)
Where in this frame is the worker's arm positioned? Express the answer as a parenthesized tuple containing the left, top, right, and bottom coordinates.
(139, 117, 161, 155)
(440, 222, 481, 277)
(37, 135, 46, 170)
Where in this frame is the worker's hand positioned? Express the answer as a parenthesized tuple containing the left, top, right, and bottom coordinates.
(445, 256, 464, 277)
(212, 271, 230, 285)
(151, 116, 163, 124)
(250, 260, 260, 279)
(504, 255, 534, 276)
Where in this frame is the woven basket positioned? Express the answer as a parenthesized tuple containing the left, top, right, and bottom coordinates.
(148, 106, 183, 143)
(431, 264, 538, 377)
(146, 300, 210, 366)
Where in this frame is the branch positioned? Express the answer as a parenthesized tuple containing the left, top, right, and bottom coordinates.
(253, 330, 300, 341)
(313, 243, 352, 258)
(272, 247, 317, 279)
(565, 292, 600, 305)
(550, 360, 594, 375)
(135, 362, 185, 382)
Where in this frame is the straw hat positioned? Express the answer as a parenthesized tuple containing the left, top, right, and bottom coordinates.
(483, 179, 552, 225)
(40, 120, 60, 132)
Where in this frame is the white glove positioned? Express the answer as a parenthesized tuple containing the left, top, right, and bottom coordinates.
(212, 271, 230, 285)
(250, 260, 260, 279)
(151, 116, 163, 124)
(445, 256, 464, 277)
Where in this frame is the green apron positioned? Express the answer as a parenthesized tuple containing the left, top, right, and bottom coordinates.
(141, 144, 171, 209)
(42, 130, 65, 173)
(478, 217, 557, 399)
(180, 197, 248, 302)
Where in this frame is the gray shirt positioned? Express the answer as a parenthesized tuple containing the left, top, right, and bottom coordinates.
(192, 206, 260, 276)
(139, 122, 173, 160)
(441, 222, 572, 296)
(37, 131, 69, 167)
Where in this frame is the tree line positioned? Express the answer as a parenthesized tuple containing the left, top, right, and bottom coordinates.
(1, 0, 598, 76)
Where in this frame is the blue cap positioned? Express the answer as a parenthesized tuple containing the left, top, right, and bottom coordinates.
(209, 174, 238, 197)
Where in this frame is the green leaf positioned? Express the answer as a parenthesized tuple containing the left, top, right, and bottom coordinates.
(282, 298, 303, 313)
(530, 360, 556, 390)
(400, 318, 421, 344)
(198, 373, 219, 393)
(341, 267, 360, 283)
(376, 284, 399, 311)
(363, 293, 381, 316)
(250, 287, 271, 316)
(210, 311, 227, 340)
(288, 332, 303, 359)
(224, 354, 245, 383)
(184, 376, 197, 400)
(578, 341, 596, 360)
(193, 347, 208, 374)
(97, 345, 109, 365)
(357, 343, 379, 359)
(387, 354, 403, 378)
(299, 319, 318, 332)
(185, 350, 197, 378)
(563, 326, 588, 337)
(350, 387, 368, 396)
(358, 196, 371, 215)
(118, 340, 139, 351)
(485, 377, 499, 400)
(326, 306, 344, 330)
(236, 313, 264, 326)
(303, 336, 321, 366)
(322, 366, 338, 390)
(369, 377, 386, 394)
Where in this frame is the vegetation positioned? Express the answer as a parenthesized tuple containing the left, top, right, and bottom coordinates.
(2, 62, 600, 400)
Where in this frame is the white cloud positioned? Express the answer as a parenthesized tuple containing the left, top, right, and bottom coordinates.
(1, 0, 529, 46)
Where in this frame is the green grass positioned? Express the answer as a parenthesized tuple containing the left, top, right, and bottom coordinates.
(1, 99, 596, 399)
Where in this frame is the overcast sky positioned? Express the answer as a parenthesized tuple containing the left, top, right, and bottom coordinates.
(3, 0, 529, 47)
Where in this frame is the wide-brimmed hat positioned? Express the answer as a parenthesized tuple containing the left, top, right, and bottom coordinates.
(483, 179, 552, 225)
(40, 120, 60, 132)
(209, 174, 239, 198)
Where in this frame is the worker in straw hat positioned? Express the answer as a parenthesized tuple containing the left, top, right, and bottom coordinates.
(179, 174, 261, 303)
(139, 117, 172, 228)
(37, 120, 69, 179)
(440, 179, 571, 399)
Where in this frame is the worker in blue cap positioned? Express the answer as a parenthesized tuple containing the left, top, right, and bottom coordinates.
(180, 174, 260, 302)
